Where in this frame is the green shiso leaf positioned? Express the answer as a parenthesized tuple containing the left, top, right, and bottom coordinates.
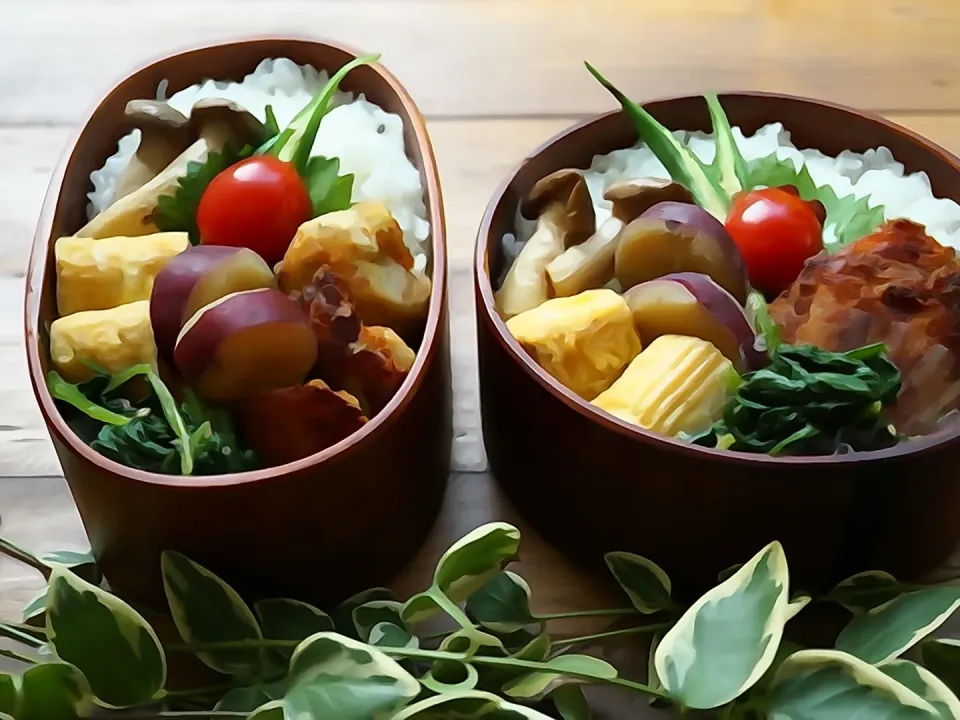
(152, 143, 255, 243)
(745, 153, 887, 249)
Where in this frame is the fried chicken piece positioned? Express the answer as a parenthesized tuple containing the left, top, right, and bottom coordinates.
(235, 380, 368, 466)
(292, 267, 418, 415)
(769, 220, 960, 435)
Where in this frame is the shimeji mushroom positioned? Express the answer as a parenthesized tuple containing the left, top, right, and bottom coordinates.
(495, 169, 595, 319)
(112, 100, 196, 202)
(77, 99, 270, 240)
(545, 177, 695, 298)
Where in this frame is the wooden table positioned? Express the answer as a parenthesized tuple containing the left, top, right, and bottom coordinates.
(1, 1, 959, 716)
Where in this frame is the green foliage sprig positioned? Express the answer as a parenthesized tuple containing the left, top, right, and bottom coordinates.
(1, 524, 959, 719)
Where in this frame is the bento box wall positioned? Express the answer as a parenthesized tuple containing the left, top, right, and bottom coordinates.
(27, 39, 452, 609)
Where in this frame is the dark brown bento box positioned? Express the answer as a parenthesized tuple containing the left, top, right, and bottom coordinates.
(475, 92, 960, 598)
(25, 38, 451, 609)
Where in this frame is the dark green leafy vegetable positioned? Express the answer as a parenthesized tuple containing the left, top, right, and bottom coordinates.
(152, 144, 255, 242)
(690, 343, 902, 455)
(47, 367, 257, 476)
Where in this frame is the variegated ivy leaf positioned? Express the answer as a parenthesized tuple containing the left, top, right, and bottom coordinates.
(502, 655, 618, 699)
(921, 639, 960, 696)
(401, 591, 446, 625)
(604, 552, 672, 614)
(265, 631, 420, 719)
(0, 676, 15, 716)
(770, 649, 938, 719)
(718, 563, 743, 583)
(421, 660, 480, 694)
(647, 632, 670, 709)
(835, 587, 960, 665)
(786, 595, 812, 621)
(352, 600, 404, 641)
(553, 685, 591, 720)
(434, 522, 521, 603)
(390, 689, 556, 719)
(215, 679, 286, 712)
(466, 571, 540, 634)
(441, 627, 508, 656)
(369, 622, 419, 649)
(655, 541, 790, 709)
(161, 550, 263, 677)
(331, 587, 396, 638)
(18, 662, 94, 720)
(253, 598, 333, 661)
(22, 550, 101, 625)
(46, 566, 166, 708)
(828, 571, 903, 614)
(880, 660, 960, 719)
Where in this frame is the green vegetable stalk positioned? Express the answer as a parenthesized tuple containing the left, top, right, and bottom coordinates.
(584, 62, 730, 219)
(264, 53, 381, 173)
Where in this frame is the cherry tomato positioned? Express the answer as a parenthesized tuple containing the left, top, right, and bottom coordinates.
(197, 156, 312, 265)
(724, 186, 825, 296)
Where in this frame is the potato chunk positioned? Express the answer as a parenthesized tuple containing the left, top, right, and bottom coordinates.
(276, 201, 430, 333)
(505, 288, 641, 400)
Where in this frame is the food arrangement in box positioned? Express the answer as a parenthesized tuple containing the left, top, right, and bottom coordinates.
(45, 55, 433, 475)
(495, 63, 960, 457)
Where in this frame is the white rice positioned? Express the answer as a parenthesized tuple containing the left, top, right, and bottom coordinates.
(87, 58, 430, 265)
(502, 123, 960, 279)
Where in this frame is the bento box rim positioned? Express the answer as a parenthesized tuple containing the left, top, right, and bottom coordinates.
(25, 35, 447, 487)
(475, 90, 960, 467)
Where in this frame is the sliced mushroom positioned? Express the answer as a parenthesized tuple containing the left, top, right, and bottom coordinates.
(544, 177, 694, 298)
(112, 101, 195, 203)
(77, 99, 269, 240)
(603, 178, 694, 222)
(495, 169, 595, 319)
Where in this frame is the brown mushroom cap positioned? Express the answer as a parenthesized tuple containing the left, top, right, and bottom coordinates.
(125, 100, 192, 135)
(521, 169, 596, 248)
(603, 177, 695, 223)
(189, 98, 272, 146)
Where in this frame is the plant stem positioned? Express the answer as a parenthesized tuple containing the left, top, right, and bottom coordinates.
(118, 713, 248, 719)
(0, 537, 49, 579)
(0, 647, 35, 664)
(167, 639, 293, 652)
(427, 586, 473, 629)
(164, 639, 669, 701)
(387, 647, 669, 700)
(0, 622, 45, 648)
(534, 608, 638, 621)
(551, 622, 674, 650)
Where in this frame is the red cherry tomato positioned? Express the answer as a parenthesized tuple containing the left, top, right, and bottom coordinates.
(724, 187, 825, 296)
(197, 156, 312, 266)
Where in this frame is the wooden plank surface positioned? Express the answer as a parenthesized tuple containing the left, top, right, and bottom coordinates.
(1, 1, 960, 715)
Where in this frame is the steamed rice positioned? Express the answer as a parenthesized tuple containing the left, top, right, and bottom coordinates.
(87, 58, 430, 265)
(502, 123, 960, 280)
